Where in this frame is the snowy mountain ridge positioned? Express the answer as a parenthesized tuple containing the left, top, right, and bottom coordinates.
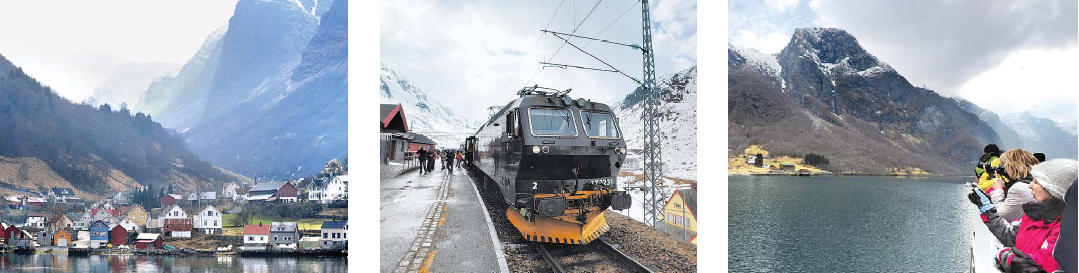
(380, 63, 477, 148)
(614, 66, 697, 180)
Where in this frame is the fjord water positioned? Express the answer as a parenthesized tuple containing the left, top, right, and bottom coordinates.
(0, 254, 346, 272)
(729, 176, 976, 272)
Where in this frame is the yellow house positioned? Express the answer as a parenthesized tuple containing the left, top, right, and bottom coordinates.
(122, 204, 150, 228)
(664, 188, 696, 244)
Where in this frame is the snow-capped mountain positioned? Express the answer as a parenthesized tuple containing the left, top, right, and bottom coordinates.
(1001, 112, 1078, 159)
(614, 66, 697, 180)
(380, 63, 476, 148)
(90, 62, 180, 109)
(730, 28, 1001, 175)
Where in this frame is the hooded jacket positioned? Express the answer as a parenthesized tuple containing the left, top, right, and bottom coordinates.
(985, 198, 1064, 272)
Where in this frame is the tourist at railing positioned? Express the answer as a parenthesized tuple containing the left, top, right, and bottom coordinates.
(976, 159, 1076, 273)
(986, 149, 1039, 222)
(976, 144, 1004, 191)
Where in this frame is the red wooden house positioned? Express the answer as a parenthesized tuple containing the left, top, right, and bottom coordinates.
(163, 218, 193, 238)
(134, 233, 163, 250)
(109, 225, 129, 247)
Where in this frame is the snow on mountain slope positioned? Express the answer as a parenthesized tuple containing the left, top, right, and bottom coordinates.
(380, 63, 476, 148)
(1001, 112, 1078, 159)
(728, 44, 783, 88)
(614, 66, 697, 180)
(91, 62, 180, 109)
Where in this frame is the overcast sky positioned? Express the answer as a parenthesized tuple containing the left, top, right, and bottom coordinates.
(0, 0, 238, 102)
(729, 0, 1079, 126)
(381, 0, 697, 121)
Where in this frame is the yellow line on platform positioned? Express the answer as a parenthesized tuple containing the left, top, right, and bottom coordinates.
(419, 251, 437, 273)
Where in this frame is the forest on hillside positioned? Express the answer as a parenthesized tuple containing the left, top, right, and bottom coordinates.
(0, 64, 232, 194)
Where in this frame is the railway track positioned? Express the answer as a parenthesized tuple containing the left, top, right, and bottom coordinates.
(468, 165, 653, 272)
(534, 237, 652, 273)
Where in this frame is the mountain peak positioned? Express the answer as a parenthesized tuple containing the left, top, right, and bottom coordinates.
(782, 27, 889, 72)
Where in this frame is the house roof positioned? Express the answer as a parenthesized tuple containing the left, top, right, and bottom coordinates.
(243, 224, 271, 235)
(380, 103, 409, 131)
(270, 222, 297, 232)
(321, 221, 347, 229)
(50, 187, 75, 196)
(135, 233, 160, 241)
(27, 212, 47, 218)
(673, 188, 696, 217)
(299, 236, 321, 242)
(195, 205, 219, 214)
(247, 193, 274, 201)
(158, 204, 184, 218)
(402, 132, 437, 145)
(249, 181, 292, 193)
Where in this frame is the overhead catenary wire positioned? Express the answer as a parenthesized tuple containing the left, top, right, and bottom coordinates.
(532, 0, 641, 86)
(523, 0, 605, 89)
(498, 0, 566, 97)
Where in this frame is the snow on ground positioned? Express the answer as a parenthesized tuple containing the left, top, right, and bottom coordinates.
(614, 66, 698, 180)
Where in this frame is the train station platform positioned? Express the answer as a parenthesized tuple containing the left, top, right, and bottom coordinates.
(380, 166, 507, 273)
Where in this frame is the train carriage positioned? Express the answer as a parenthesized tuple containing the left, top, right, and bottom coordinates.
(465, 86, 631, 245)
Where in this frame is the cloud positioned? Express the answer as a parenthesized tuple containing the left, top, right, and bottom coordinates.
(0, 0, 238, 101)
(958, 48, 1079, 125)
(381, 0, 697, 121)
(764, 0, 800, 12)
(808, 0, 1078, 94)
(731, 30, 789, 54)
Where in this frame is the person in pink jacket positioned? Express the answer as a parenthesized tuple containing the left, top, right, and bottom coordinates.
(971, 158, 1076, 273)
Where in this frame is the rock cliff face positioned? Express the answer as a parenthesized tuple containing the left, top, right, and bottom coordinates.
(730, 28, 1001, 175)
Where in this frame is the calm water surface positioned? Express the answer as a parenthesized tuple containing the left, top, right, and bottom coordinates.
(0, 254, 346, 272)
(728, 176, 977, 272)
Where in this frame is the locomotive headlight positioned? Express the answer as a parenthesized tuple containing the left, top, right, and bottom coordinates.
(620, 147, 627, 154)
(541, 146, 550, 154)
(532, 146, 541, 154)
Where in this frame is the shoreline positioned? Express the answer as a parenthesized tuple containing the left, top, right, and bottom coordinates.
(727, 172, 956, 177)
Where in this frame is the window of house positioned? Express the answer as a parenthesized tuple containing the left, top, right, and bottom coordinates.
(323, 233, 327, 238)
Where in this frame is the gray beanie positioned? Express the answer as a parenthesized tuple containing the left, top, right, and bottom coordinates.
(1029, 158, 1078, 200)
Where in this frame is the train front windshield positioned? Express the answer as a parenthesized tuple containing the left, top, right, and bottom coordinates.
(581, 111, 619, 138)
(529, 108, 577, 136)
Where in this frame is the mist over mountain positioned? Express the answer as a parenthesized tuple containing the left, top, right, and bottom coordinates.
(90, 62, 180, 109)
(131, 0, 346, 180)
(729, 28, 1002, 175)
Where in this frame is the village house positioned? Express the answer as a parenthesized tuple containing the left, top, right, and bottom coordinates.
(243, 224, 271, 249)
(299, 236, 321, 250)
(120, 204, 149, 228)
(52, 214, 75, 230)
(270, 222, 299, 249)
(73, 212, 92, 230)
(187, 192, 217, 206)
(3, 224, 26, 246)
(110, 225, 129, 247)
(308, 175, 348, 204)
(247, 181, 299, 204)
(107, 192, 130, 205)
(25, 212, 47, 230)
(88, 220, 110, 248)
(47, 187, 77, 203)
(663, 188, 697, 245)
(159, 205, 191, 238)
(90, 207, 119, 226)
(118, 217, 141, 233)
(5, 195, 46, 209)
(320, 221, 347, 250)
(193, 205, 222, 235)
(222, 181, 241, 200)
(134, 233, 163, 250)
(52, 228, 72, 247)
(160, 194, 182, 206)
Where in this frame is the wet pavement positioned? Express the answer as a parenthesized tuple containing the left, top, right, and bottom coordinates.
(380, 166, 503, 273)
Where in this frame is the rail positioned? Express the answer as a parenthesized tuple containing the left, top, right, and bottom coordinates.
(534, 237, 653, 273)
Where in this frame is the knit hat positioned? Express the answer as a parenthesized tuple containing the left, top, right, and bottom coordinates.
(984, 144, 1001, 155)
(1030, 158, 1078, 200)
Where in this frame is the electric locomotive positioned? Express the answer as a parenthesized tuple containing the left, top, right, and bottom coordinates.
(465, 86, 632, 245)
